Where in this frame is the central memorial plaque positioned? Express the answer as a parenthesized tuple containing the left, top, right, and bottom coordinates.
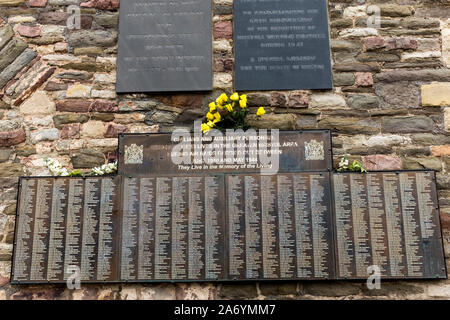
(233, 0, 333, 90)
(116, 0, 212, 93)
(118, 130, 332, 176)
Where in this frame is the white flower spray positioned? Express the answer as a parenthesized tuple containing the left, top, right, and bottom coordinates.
(45, 158, 118, 176)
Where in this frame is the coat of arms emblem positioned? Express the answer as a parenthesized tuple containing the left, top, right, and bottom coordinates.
(304, 139, 324, 161)
(124, 143, 144, 164)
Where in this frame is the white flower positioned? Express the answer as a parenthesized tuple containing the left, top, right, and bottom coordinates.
(339, 157, 349, 168)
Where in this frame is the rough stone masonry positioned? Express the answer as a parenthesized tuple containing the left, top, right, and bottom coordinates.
(0, 0, 450, 300)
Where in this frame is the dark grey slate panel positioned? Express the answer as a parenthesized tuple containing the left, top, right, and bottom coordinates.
(234, 0, 333, 91)
(116, 0, 212, 93)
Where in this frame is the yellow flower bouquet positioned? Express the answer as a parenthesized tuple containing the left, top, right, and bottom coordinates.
(201, 92, 266, 133)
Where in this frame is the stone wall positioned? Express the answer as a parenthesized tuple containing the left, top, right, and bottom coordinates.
(0, 0, 450, 300)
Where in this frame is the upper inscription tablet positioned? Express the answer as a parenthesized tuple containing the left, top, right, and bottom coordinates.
(116, 0, 212, 93)
(234, 0, 333, 90)
(118, 130, 332, 176)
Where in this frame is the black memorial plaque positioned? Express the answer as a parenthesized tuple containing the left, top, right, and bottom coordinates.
(120, 174, 227, 281)
(234, 0, 333, 91)
(11, 176, 121, 284)
(227, 172, 335, 280)
(332, 171, 446, 280)
(118, 130, 332, 176)
(116, 0, 212, 93)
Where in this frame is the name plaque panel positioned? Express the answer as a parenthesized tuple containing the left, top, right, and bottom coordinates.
(332, 171, 446, 279)
(119, 175, 227, 281)
(118, 130, 332, 176)
(116, 0, 212, 93)
(227, 172, 335, 280)
(11, 172, 446, 282)
(12, 176, 121, 283)
(234, 0, 333, 91)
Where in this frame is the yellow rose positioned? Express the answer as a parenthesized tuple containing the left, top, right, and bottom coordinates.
(209, 102, 217, 112)
(207, 120, 215, 128)
(214, 112, 221, 121)
(206, 112, 214, 121)
(225, 104, 233, 112)
(239, 99, 247, 108)
(230, 92, 239, 101)
(256, 107, 266, 116)
(219, 93, 228, 101)
(240, 94, 247, 102)
(201, 123, 211, 133)
(216, 93, 228, 105)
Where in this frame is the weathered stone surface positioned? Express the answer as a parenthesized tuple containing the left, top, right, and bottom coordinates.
(403, 157, 442, 171)
(53, 113, 89, 128)
(318, 117, 380, 134)
(412, 133, 450, 146)
(81, 0, 119, 10)
(0, 38, 27, 71)
(357, 52, 400, 62)
(56, 100, 91, 112)
(37, 11, 68, 25)
(105, 123, 127, 138)
(19, 91, 55, 115)
(16, 145, 36, 157)
(432, 145, 450, 157)
(90, 100, 117, 112)
(0, 49, 37, 89)
(81, 120, 107, 138)
(44, 81, 68, 91)
(375, 69, 450, 83)
(379, 4, 413, 17)
(259, 283, 298, 296)
(333, 73, 355, 86)
(355, 72, 373, 87)
(334, 62, 381, 72)
(66, 84, 91, 98)
(382, 116, 437, 133)
(29, 0, 47, 6)
(302, 282, 361, 297)
(55, 71, 92, 81)
(71, 149, 104, 168)
(67, 30, 118, 48)
(219, 284, 257, 299)
(375, 81, 420, 109)
(347, 94, 380, 109)
(214, 21, 232, 39)
(288, 91, 309, 108)
(0, 24, 14, 51)
(30, 128, 58, 143)
(331, 40, 362, 52)
(0, 243, 12, 261)
(0, 129, 25, 147)
(310, 93, 346, 108)
(17, 24, 40, 37)
(60, 123, 80, 139)
(443, 28, 450, 68)
(0, 162, 24, 177)
(362, 154, 402, 171)
(361, 282, 424, 297)
(246, 114, 296, 130)
(421, 83, 450, 107)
